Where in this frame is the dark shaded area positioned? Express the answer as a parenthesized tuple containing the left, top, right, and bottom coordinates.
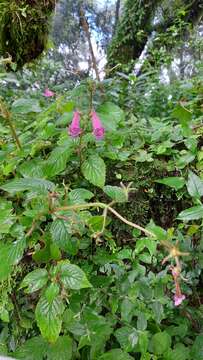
(0, 0, 56, 68)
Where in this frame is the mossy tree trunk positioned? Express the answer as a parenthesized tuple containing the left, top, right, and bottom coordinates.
(107, 0, 203, 70)
(0, 0, 56, 69)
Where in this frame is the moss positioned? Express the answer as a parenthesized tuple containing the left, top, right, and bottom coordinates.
(0, 0, 56, 69)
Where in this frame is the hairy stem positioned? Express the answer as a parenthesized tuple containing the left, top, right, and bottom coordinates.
(53, 202, 155, 237)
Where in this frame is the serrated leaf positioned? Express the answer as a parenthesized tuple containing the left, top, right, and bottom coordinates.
(98, 349, 134, 360)
(0, 236, 26, 282)
(12, 98, 42, 113)
(104, 185, 127, 202)
(166, 343, 189, 360)
(20, 269, 48, 294)
(178, 206, 203, 220)
(56, 262, 92, 290)
(50, 219, 72, 250)
(0, 200, 15, 233)
(35, 294, 64, 343)
(69, 188, 94, 204)
(187, 171, 203, 198)
(156, 177, 185, 190)
(1, 178, 55, 194)
(14, 336, 48, 360)
(43, 146, 71, 177)
(150, 331, 171, 355)
(115, 326, 138, 352)
(19, 159, 44, 178)
(8, 237, 26, 265)
(97, 102, 124, 131)
(81, 154, 106, 188)
(46, 336, 72, 360)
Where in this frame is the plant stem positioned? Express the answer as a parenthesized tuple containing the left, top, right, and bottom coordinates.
(53, 202, 155, 237)
(0, 99, 22, 150)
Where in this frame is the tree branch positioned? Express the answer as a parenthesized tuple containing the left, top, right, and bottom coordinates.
(79, 8, 100, 82)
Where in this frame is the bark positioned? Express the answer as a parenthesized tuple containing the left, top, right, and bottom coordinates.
(79, 8, 100, 81)
(113, 0, 121, 36)
(107, 0, 203, 69)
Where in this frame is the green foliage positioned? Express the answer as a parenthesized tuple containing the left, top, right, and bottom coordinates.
(0, 62, 203, 359)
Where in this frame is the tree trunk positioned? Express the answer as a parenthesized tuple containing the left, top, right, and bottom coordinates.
(113, 0, 121, 36)
(0, 0, 56, 69)
(107, 0, 203, 70)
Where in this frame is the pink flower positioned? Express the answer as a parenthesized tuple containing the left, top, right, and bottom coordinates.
(43, 88, 55, 97)
(68, 111, 82, 138)
(174, 293, 186, 306)
(91, 111, 105, 140)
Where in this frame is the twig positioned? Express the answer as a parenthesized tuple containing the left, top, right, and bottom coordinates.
(53, 202, 155, 237)
(79, 8, 101, 82)
(25, 221, 36, 238)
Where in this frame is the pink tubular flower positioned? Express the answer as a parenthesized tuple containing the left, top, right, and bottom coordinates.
(68, 111, 82, 138)
(91, 111, 105, 140)
(174, 293, 186, 306)
(43, 88, 55, 97)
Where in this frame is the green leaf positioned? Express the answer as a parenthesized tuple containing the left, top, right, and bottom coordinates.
(137, 312, 147, 331)
(104, 185, 128, 202)
(151, 301, 164, 323)
(146, 221, 167, 241)
(0, 237, 26, 282)
(33, 237, 61, 263)
(0, 200, 15, 233)
(46, 336, 72, 360)
(98, 349, 134, 360)
(0, 244, 12, 282)
(8, 237, 26, 265)
(14, 336, 48, 360)
(115, 326, 138, 352)
(45, 283, 60, 303)
(165, 343, 189, 360)
(172, 104, 192, 136)
(178, 206, 203, 220)
(1, 178, 55, 194)
(20, 269, 48, 294)
(97, 102, 124, 131)
(43, 146, 71, 177)
(138, 331, 148, 355)
(35, 293, 64, 343)
(56, 262, 92, 290)
(150, 331, 171, 355)
(156, 177, 185, 190)
(19, 159, 45, 178)
(69, 188, 94, 204)
(50, 219, 72, 250)
(88, 215, 107, 233)
(12, 98, 42, 113)
(121, 298, 134, 323)
(187, 171, 203, 198)
(81, 154, 106, 188)
(191, 335, 203, 360)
